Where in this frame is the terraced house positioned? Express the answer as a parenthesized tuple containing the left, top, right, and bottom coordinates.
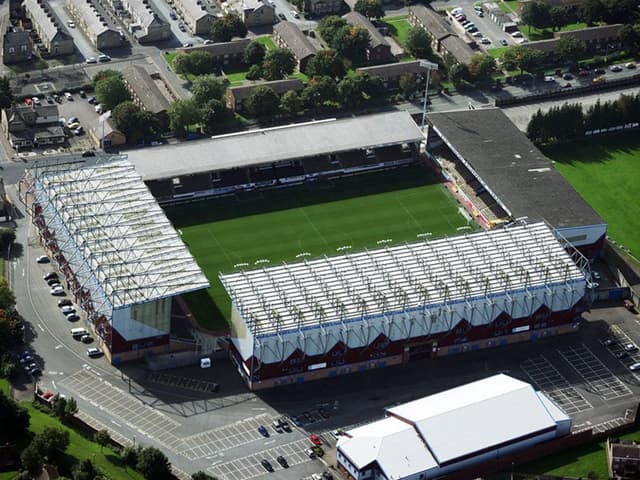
(22, 0, 74, 56)
(67, 0, 125, 49)
(173, 0, 221, 35)
(119, 0, 171, 43)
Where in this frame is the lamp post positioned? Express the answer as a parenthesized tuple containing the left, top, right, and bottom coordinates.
(419, 60, 439, 132)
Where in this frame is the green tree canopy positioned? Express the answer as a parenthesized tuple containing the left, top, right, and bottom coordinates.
(174, 51, 215, 77)
(211, 13, 247, 42)
(92, 69, 120, 86)
(244, 41, 267, 65)
(191, 75, 226, 104)
(501, 46, 545, 75)
(0, 228, 15, 251)
(399, 73, 417, 98)
(168, 99, 201, 137)
(31, 427, 70, 465)
(262, 48, 296, 80)
(0, 277, 15, 310)
(279, 90, 303, 116)
(555, 36, 585, 66)
(112, 102, 161, 144)
(620, 24, 640, 55)
(448, 63, 469, 86)
(354, 0, 385, 19)
(95, 76, 131, 111)
(301, 76, 340, 110)
(468, 53, 497, 81)
(94, 429, 111, 452)
(73, 459, 99, 480)
(202, 99, 235, 134)
(405, 27, 433, 59)
(333, 25, 370, 64)
(304, 49, 345, 79)
(20, 444, 42, 475)
(192, 472, 218, 480)
(136, 447, 172, 480)
(521, 1, 551, 29)
(246, 86, 281, 118)
(318, 16, 348, 44)
(0, 76, 13, 110)
(0, 392, 29, 440)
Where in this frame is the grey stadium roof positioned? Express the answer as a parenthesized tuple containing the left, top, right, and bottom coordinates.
(128, 111, 424, 181)
(427, 108, 604, 229)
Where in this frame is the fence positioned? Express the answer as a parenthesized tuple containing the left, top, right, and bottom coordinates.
(495, 73, 640, 107)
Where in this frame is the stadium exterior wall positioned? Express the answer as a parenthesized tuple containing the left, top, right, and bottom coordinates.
(229, 301, 585, 390)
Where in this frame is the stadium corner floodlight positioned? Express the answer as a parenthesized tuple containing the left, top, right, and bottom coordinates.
(419, 60, 439, 132)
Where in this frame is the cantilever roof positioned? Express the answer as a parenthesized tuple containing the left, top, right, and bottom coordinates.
(127, 111, 424, 181)
(31, 158, 209, 308)
(220, 222, 585, 336)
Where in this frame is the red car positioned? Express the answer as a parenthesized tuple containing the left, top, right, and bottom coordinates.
(310, 434, 322, 446)
(25, 98, 32, 105)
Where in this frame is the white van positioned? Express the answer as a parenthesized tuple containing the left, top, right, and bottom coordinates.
(70, 327, 88, 337)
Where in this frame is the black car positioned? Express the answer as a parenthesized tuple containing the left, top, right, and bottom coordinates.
(260, 459, 273, 472)
(57, 299, 72, 307)
(280, 419, 291, 432)
(47, 278, 60, 287)
(594, 67, 606, 75)
(322, 472, 334, 480)
(82, 150, 96, 157)
(43, 272, 58, 281)
(278, 12, 286, 20)
(276, 455, 288, 468)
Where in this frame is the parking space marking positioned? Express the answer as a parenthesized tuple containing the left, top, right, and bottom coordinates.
(558, 344, 632, 400)
(574, 416, 631, 434)
(208, 438, 313, 480)
(147, 372, 220, 393)
(521, 355, 592, 415)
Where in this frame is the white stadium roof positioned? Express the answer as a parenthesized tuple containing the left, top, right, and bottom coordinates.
(220, 222, 585, 336)
(126, 111, 424, 181)
(32, 159, 209, 308)
(338, 374, 570, 479)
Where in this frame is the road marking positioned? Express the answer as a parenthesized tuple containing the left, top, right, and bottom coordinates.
(48, 371, 58, 375)
(251, 408, 266, 411)
(111, 420, 121, 427)
(37, 323, 44, 332)
(52, 380, 56, 390)
(21, 268, 24, 277)
(55, 344, 63, 349)
(264, 440, 275, 445)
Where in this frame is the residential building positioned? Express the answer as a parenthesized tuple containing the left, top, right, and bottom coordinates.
(343, 11, 393, 64)
(226, 79, 304, 112)
(1, 104, 65, 150)
(233, 0, 275, 27)
(173, 0, 221, 35)
(273, 21, 316, 71)
(407, 5, 475, 65)
(607, 439, 640, 480)
(119, 0, 171, 43)
(179, 38, 251, 66)
(121, 65, 171, 122)
(22, 0, 74, 56)
(66, 0, 125, 49)
(303, 0, 343, 16)
(2, 30, 33, 64)
(89, 116, 126, 147)
(356, 61, 426, 89)
(337, 375, 571, 480)
(521, 24, 624, 56)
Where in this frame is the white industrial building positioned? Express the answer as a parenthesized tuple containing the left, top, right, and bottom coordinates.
(220, 222, 590, 389)
(19, 157, 209, 363)
(337, 374, 572, 480)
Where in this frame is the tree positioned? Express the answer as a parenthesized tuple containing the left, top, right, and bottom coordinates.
(113, 101, 142, 135)
(549, 6, 569, 30)
(113, 102, 161, 144)
(333, 25, 370, 64)
(555, 36, 585, 66)
(210, 13, 247, 43)
(318, 16, 348, 44)
(262, 48, 296, 81)
(246, 64, 262, 80)
(92, 69, 120, 86)
(620, 24, 640, 55)
(202, 99, 235, 134)
(52, 394, 67, 419)
(168, 99, 201, 137)
(520, 1, 551, 30)
(448, 63, 469, 86)
(579, 0, 605, 25)
(246, 86, 280, 118)
(0, 278, 15, 310)
(73, 459, 98, 480)
(0, 76, 12, 110)
(0, 309, 23, 353)
(468, 53, 496, 81)
(192, 472, 217, 480)
(94, 429, 111, 453)
(304, 49, 345, 79)
(136, 447, 172, 480)
(121, 446, 139, 468)
(192, 75, 226, 104)
(0, 228, 15, 250)
(301, 76, 340, 111)
(174, 51, 215, 77)
(501, 46, 545, 75)
(405, 27, 433, 59)
(64, 396, 78, 418)
(399, 73, 417, 98)
(0, 392, 29, 439)
(243, 41, 266, 65)
(32, 427, 70, 465)
(20, 444, 42, 475)
(95, 76, 131, 111)
(354, 0, 385, 19)
(280, 90, 303, 116)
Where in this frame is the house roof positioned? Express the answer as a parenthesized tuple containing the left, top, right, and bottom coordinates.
(4, 30, 32, 47)
(356, 60, 425, 80)
(33, 125, 65, 139)
(408, 5, 451, 41)
(23, 0, 71, 44)
(125, 0, 166, 29)
(343, 11, 389, 49)
(180, 38, 251, 56)
(227, 79, 304, 101)
(68, 0, 120, 37)
(555, 23, 623, 42)
(440, 35, 475, 64)
(122, 65, 171, 114)
(127, 111, 424, 180)
(8, 104, 59, 127)
(521, 38, 558, 54)
(176, 0, 220, 22)
(273, 21, 317, 60)
(426, 108, 604, 229)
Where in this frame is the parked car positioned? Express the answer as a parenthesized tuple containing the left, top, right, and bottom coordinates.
(625, 343, 638, 352)
(562, 73, 573, 80)
(472, 31, 483, 37)
(500, 39, 508, 46)
(322, 472, 333, 480)
(594, 67, 606, 75)
(87, 96, 97, 104)
(98, 53, 111, 62)
(258, 425, 269, 437)
(67, 313, 80, 322)
(85, 56, 97, 64)
(318, 407, 329, 419)
(480, 38, 491, 44)
(73, 126, 85, 136)
(87, 347, 102, 358)
(182, 42, 193, 48)
(47, 278, 61, 287)
(609, 64, 623, 72)
(260, 459, 273, 472)
(36, 255, 50, 263)
(79, 90, 86, 98)
(19, 354, 33, 364)
(511, 31, 523, 38)
(276, 456, 288, 468)
(272, 419, 283, 433)
(291, 415, 302, 426)
(178, 23, 187, 31)
(630, 363, 640, 371)
(280, 418, 291, 432)
(625, 62, 636, 69)
(603, 338, 615, 346)
(169, 10, 177, 19)
(290, 9, 300, 18)
(67, 20, 75, 28)
(561, 82, 572, 88)
(64, 92, 73, 100)
(543, 76, 555, 82)
(203, 39, 213, 44)
(43, 272, 58, 281)
(58, 299, 72, 307)
(82, 150, 96, 157)
(592, 76, 606, 84)
(81, 334, 93, 343)
(578, 69, 589, 76)
(95, 104, 103, 114)
(61, 305, 75, 314)
(45, 95, 54, 104)
(32, 96, 41, 105)
(304, 448, 316, 459)
(310, 434, 322, 446)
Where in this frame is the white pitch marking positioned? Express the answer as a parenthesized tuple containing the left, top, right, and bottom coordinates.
(264, 440, 275, 445)
(52, 380, 56, 390)
(111, 420, 122, 427)
(55, 344, 63, 349)
(37, 324, 44, 332)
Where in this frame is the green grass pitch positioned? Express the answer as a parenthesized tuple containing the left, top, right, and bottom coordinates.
(166, 166, 471, 330)
(544, 131, 640, 260)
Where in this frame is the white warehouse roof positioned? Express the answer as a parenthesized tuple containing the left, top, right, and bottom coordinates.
(338, 374, 571, 479)
(220, 222, 585, 336)
(30, 158, 210, 308)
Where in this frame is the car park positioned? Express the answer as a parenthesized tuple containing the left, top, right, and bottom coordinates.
(67, 313, 80, 322)
(85, 57, 97, 64)
(36, 255, 50, 263)
(260, 459, 273, 472)
(291, 415, 302, 426)
(61, 305, 75, 314)
(258, 425, 269, 437)
(58, 299, 72, 307)
(616, 351, 628, 359)
(276, 455, 288, 468)
(87, 347, 102, 358)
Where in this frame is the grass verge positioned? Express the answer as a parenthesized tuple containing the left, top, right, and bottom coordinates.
(255, 35, 277, 50)
(520, 22, 588, 41)
(382, 15, 411, 48)
(166, 166, 472, 330)
(544, 131, 640, 258)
